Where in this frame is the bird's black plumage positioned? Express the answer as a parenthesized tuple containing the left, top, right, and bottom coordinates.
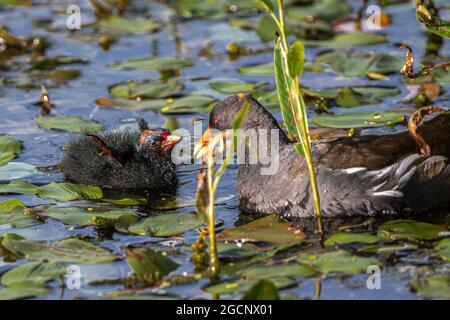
(61, 119, 179, 193)
(207, 94, 450, 218)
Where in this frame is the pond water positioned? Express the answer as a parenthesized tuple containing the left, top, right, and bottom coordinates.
(0, 0, 448, 300)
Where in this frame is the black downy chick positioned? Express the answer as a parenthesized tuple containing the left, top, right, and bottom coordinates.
(62, 119, 181, 193)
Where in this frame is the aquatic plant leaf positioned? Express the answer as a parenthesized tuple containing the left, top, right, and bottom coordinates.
(334, 87, 379, 108)
(433, 238, 450, 262)
(128, 212, 202, 237)
(1, 237, 119, 263)
(411, 275, 450, 299)
(302, 33, 388, 47)
(126, 246, 179, 277)
(35, 116, 103, 134)
(0, 281, 49, 300)
(311, 112, 405, 128)
(378, 219, 447, 241)
(287, 40, 305, 78)
(0, 135, 21, 166)
(325, 233, 380, 246)
(239, 62, 322, 75)
(217, 242, 260, 259)
(315, 50, 404, 77)
(238, 263, 316, 279)
(209, 81, 265, 94)
(288, 0, 350, 21)
(205, 276, 296, 295)
(46, 207, 134, 227)
(97, 94, 215, 114)
(303, 86, 400, 100)
(109, 80, 183, 99)
(31, 56, 88, 70)
(416, 5, 450, 39)
(217, 214, 304, 244)
(1, 261, 67, 286)
(111, 57, 194, 72)
(96, 16, 161, 33)
(0, 181, 39, 195)
(37, 182, 103, 201)
(359, 243, 418, 254)
(242, 279, 279, 300)
(0, 162, 38, 181)
(297, 250, 378, 275)
(0, 199, 24, 214)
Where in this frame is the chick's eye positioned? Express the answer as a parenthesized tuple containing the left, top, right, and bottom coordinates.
(146, 134, 163, 146)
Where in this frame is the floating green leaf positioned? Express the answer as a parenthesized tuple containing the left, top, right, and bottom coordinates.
(288, 0, 350, 21)
(325, 233, 380, 246)
(111, 57, 194, 72)
(302, 33, 388, 48)
(35, 116, 104, 134)
(238, 263, 316, 279)
(239, 62, 322, 76)
(433, 238, 450, 262)
(0, 281, 49, 300)
(1, 261, 67, 286)
(96, 16, 161, 33)
(209, 81, 265, 94)
(0, 162, 38, 181)
(109, 80, 183, 99)
(0, 135, 21, 166)
(311, 112, 405, 128)
(37, 182, 103, 201)
(126, 246, 179, 277)
(315, 50, 404, 77)
(242, 279, 279, 300)
(0, 181, 38, 195)
(128, 212, 202, 237)
(31, 56, 88, 70)
(1, 237, 119, 263)
(46, 207, 134, 227)
(411, 275, 450, 299)
(0, 198, 24, 214)
(217, 214, 304, 244)
(205, 277, 296, 295)
(297, 250, 378, 275)
(378, 219, 447, 241)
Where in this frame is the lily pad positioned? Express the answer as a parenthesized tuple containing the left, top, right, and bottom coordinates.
(37, 182, 103, 201)
(238, 263, 316, 279)
(0, 199, 41, 229)
(96, 16, 160, 33)
(126, 246, 179, 277)
(31, 56, 88, 70)
(0, 281, 49, 300)
(111, 57, 194, 72)
(359, 243, 419, 253)
(217, 242, 259, 259)
(109, 80, 183, 99)
(46, 207, 135, 227)
(433, 238, 450, 262)
(97, 94, 215, 114)
(205, 276, 296, 295)
(411, 275, 450, 299)
(242, 279, 279, 300)
(302, 33, 388, 48)
(128, 212, 203, 237)
(0, 135, 21, 166)
(288, 0, 350, 21)
(297, 250, 378, 275)
(315, 50, 404, 77)
(1, 261, 68, 286)
(217, 214, 304, 244)
(209, 81, 265, 94)
(35, 116, 104, 134)
(378, 219, 447, 241)
(1, 237, 119, 263)
(311, 112, 405, 128)
(325, 233, 380, 246)
(0, 181, 39, 195)
(0, 162, 38, 181)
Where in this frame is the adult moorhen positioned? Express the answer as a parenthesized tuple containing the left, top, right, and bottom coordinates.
(201, 94, 450, 218)
(62, 119, 181, 192)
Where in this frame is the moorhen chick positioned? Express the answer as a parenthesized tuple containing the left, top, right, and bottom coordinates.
(201, 94, 450, 218)
(62, 119, 181, 192)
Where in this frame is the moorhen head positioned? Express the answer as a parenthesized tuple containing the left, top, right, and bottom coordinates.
(202, 94, 450, 218)
(62, 119, 181, 192)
